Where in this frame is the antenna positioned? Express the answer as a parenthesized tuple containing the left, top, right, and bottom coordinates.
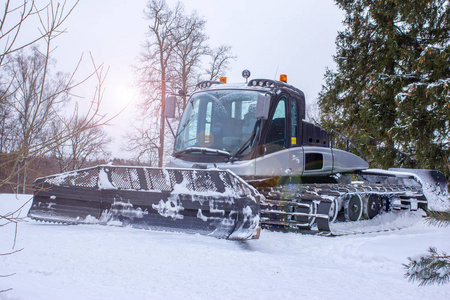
(273, 65, 279, 80)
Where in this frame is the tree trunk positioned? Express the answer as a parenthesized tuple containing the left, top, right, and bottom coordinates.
(159, 65, 166, 168)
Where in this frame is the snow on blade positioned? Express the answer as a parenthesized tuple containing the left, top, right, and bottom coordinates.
(98, 168, 117, 190)
(152, 194, 184, 220)
(111, 201, 148, 220)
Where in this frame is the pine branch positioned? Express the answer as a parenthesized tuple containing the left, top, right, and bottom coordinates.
(404, 247, 450, 286)
(425, 210, 450, 227)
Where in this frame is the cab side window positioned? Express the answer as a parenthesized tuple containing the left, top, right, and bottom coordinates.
(265, 98, 286, 154)
(291, 99, 298, 147)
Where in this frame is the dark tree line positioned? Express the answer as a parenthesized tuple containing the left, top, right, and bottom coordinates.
(318, 0, 449, 286)
(318, 0, 449, 178)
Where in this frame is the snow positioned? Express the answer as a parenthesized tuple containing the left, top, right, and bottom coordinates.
(1, 194, 450, 300)
(152, 195, 185, 220)
(97, 168, 116, 190)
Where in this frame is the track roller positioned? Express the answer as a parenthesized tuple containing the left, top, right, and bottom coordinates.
(365, 194, 383, 219)
(344, 194, 363, 221)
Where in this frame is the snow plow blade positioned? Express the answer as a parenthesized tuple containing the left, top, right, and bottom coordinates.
(28, 166, 261, 240)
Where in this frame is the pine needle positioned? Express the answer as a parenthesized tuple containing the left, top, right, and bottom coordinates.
(425, 210, 450, 227)
(404, 247, 450, 286)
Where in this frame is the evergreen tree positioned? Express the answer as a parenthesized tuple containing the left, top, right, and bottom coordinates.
(404, 210, 450, 285)
(319, 0, 450, 177)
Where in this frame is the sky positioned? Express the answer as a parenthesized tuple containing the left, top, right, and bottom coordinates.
(26, 0, 345, 159)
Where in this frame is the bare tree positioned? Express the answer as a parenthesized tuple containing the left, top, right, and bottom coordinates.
(0, 3, 112, 184)
(136, 0, 184, 167)
(0, 1, 110, 194)
(0, 93, 15, 153)
(0, 3, 115, 295)
(125, 123, 161, 164)
(2, 46, 70, 192)
(170, 12, 208, 112)
(205, 45, 236, 81)
(51, 115, 112, 172)
(135, 0, 212, 167)
(130, 1, 237, 165)
(0, 1, 78, 64)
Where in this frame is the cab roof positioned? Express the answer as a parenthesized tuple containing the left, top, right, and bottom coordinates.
(194, 79, 305, 100)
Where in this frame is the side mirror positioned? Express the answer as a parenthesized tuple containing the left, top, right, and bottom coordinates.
(255, 93, 271, 120)
(165, 95, 177, 118)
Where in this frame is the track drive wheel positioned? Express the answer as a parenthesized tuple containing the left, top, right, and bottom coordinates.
(366, 194, 382, 219)
(328, 197, 339, 223)
(344, 194, 363, 222)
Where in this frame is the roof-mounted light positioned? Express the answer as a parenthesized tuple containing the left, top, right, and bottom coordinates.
(219, 77, 227, 83)
(248, 79, 277, 88)
(280, 74, 287, 83)
(195, 80, 224, 90)
(242, 70, 251, 83)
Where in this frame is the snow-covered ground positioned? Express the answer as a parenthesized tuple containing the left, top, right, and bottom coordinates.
(1, 193, 450, 300)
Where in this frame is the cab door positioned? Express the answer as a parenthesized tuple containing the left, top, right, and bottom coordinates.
(254, 97, 291, 177)
(287, 96, 305, 176)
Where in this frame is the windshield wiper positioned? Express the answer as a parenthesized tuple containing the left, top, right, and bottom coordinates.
(174, 147, 231, 159)
(232, 120, 260, 161)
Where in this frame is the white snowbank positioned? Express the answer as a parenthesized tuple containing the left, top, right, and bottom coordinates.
(1, 194, 450, 300)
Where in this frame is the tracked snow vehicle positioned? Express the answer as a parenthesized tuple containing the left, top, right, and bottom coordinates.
(28, 72, 448, 238)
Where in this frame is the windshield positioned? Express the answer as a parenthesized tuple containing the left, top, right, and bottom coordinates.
(174, 90, 263, 156)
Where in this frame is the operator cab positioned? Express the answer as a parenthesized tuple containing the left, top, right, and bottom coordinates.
(168, 73, 368, 180)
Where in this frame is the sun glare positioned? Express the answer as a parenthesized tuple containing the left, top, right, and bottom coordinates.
(116, 84, 138, 107)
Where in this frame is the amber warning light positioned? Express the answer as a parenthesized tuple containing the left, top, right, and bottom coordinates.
(220, 77, 227, 83)
(280, 74, 287, 83)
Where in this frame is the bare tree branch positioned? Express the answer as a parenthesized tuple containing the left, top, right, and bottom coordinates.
(130, 0, 213, 165)
(205, 45, 236, 81)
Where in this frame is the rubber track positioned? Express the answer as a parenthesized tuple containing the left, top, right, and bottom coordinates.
(258, 183, 426, 235)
